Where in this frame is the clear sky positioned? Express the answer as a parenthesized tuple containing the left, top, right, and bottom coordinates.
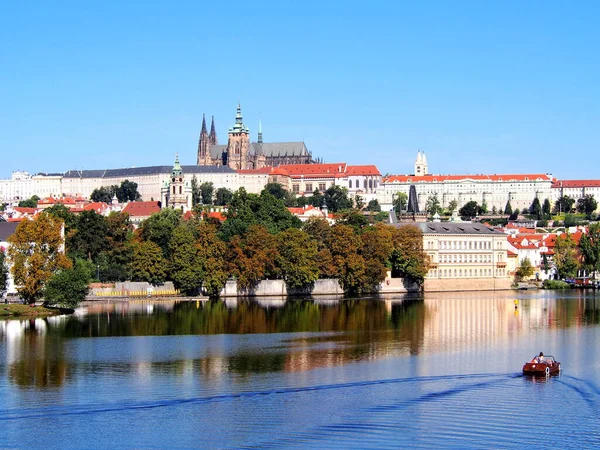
(1, 1, 599, 179)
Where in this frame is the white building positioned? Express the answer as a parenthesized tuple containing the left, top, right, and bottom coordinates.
(0, 171, 62, 204)
(551, 179, 600, 211)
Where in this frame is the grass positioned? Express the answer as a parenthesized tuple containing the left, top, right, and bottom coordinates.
(0, 303, 74, 318)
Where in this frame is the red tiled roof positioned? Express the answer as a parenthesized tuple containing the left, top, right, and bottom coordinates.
(122, 201, 160, 217)
(83, 202, 109, 213)
(207, 211, 226, 221)
(552, 179, 600, 188)
(278, 163, 348, 178)
(383, 174, 553, 183)
(346, 165, 381, 176)
(13, 207, 37, 214)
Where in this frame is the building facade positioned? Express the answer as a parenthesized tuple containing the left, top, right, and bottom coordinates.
(551, 179, 600, 211)
(160, 155, 193, 212)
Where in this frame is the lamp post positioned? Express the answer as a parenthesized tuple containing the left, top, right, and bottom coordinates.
(97, 264, 100, 282)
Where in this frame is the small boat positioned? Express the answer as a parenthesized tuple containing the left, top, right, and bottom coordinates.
(522, 354, 561, 376)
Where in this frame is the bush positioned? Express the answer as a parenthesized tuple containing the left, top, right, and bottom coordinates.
(44, 260, 91, 307)
(542, 279, 570, 290)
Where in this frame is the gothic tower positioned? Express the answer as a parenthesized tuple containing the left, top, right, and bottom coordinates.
(209, 115, 218, 146)
(226, 102, 250, 169)
(414, 150, 428, 176)
(197, 114, 212, 166)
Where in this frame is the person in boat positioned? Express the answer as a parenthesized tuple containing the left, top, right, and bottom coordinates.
(530, 352, 544, 363)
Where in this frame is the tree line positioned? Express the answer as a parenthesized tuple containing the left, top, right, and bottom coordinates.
(6, 185, 430, 306)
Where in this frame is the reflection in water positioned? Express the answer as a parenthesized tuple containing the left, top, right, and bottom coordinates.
(1, 291, 599, 388)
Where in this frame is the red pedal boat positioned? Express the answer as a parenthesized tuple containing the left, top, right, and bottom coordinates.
(522, 354, 561, 376)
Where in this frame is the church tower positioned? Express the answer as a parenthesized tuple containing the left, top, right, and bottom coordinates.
(209, 115, 218, 146)
(161, 154, 192, 212)
(414, 151, 428, 176)
(226, 102, 250, 169)
(197, 114, 212, 166)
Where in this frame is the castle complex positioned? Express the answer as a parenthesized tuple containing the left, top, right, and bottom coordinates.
(197, 103, 317, 169)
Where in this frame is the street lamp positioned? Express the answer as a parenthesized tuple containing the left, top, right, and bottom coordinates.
(97, 264, 100, 282)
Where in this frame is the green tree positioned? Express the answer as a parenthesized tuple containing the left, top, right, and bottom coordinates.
(7, 213, 71, 304)
(0, 250, 8, 300)
(366, 199, 381, 212)
(516, 257, 535, 281)
(554, 195, 575, 214)
(276, 228, 319, 291)
(491, 206, 497, 215)
(390, 225, 429, 284)
(360, 224, 394, 291)
(355, 195, 365, 210)
(542, 198, 552, 219)
(310, 189, 325, 208)
(44, 259, 91, 308)
(68, 210, 109, 261)
(530, 197, 542, 220)
(579, 223, 600, 276)
(393, 192, 408, 213)
(324, 185, 352, 213)
(328, 224, 367, 295)
(200, 181, 215, 205)
(542, 253, 550, 274)
(197, 222, 228, 298)
(169, 224, 203, 295)
(425, 195, 442, 215)
(459, 201, 480, 218)
(504, 200, 513, 216)
(139, 208, 182, 257)
(214, 187, 233, 206)
(480, 200, 489, 214)
(90, 186, 117, 203)
(116, 180, 141, 202)
(576, 194, 597, 218)
(335, 209, 369, 231)
(554, 233, 580, 279)
(447, 199, 458, 214)
(96, 212, 133, 281)
(191, 176, 201, 206)
(18, 195, 40, 208)
(130, 240, 166, 285)
(262, 183, 287, 200)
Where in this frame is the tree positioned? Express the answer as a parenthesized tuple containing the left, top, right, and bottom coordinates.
(542, 253, 550, 274)
(579, 223, 600, 276)
(214, 187, 233, 206)
(90, 186, 116, 203)
(365, 199, 380, 212)
(360, 224, 394, 291)
(328, 224, 366, 295)
(577, 194, 597, 218)
(504, 201, 513, 216)
(262, 183, 287, 200)
(516, 257, 535, 281)
(44, 259, 91, 307)
(310, 189, 325, 208)
(324, 185, 352, 213)
(197, 222, 228, 298)
(0, 249, 8, 301)
(530, 197, 542, 220)
(335, 209, 369, 231)
(491, 206, 497, 215)
(355, 195, 365, 210)
(459, 201, 480, 218)
(169, 224, 203, 295)
(554, 195, 575, 214)
(116, 180, 141, 202)
(390, 225, 429, 284)
(130, 240, 167, 285)
(425, 195, 442, 215)
(18, 195, 40, 208)
(393, 192, 408, 213)
(191, 176, 201, 206)
(447, 199, 458, 214)
(68, 210, 109, 261)
(509, 208, 520, 221)
(139, 208, 182, 257)
(7, 213, 71, 304)
(276, 228, 319, 291)
(554, 233, 580, 279)
(200, 181, 215, 205)
(542, 199, 552, 219)
(480, 200, 489, 214)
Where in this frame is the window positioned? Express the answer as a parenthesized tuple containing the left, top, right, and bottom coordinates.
(364, 180, 367, 189)
(305, 183, 312, 192)
(349, 180, 353, 189)
(292, 184, 300, 193)
(319, 183, 326, 191)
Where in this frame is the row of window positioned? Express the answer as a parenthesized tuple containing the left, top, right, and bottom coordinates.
(293, 183, 327, 193)
(349, 179, 378, 189)
(429, 268, 507, 278)
(437, 241, 492, 250)
(439, 254, 493, 263)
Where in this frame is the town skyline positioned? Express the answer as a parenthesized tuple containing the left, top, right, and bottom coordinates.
(3, 2, 599, 179)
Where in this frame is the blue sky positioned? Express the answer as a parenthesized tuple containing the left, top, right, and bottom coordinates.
(1, 1, 599, 179)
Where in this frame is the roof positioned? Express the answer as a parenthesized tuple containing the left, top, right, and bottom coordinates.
(277, 163, 349, 179)
(209, 142, 310, 160)
(0, 222, 19, 241)
(552, 179, 600, 188)
(346, 165, 381, 176)
(63, 165, 235, 179)
(383, 173, 553, 183)
(393, 222, 505, 235)
(122, 201, 161, 217)
(83, 202, 110, 214)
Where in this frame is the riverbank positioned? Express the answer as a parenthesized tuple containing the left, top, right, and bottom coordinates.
(0, 304, 74, 319)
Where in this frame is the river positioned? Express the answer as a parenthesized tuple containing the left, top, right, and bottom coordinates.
(1, 290, 599, 449)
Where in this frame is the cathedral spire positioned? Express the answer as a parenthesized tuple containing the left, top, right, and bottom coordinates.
(173, 153, 182, 176)
(209, 115, 217, 145)
(201, 114, 207, 134)
(230, 102, 249, 134)
(258, 119, 263, 144)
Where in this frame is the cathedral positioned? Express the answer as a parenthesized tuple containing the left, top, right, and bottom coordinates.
(197, 103, 319, 170)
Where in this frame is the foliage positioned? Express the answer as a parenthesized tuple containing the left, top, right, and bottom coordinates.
(130, 240, 167, 286)
(90, 186, 116, 203)
(116, 180, 141, 202)
(366, 199, 380, 212)
(459, 201, 480, 218)
(139, 208, 182, 257)
(310, 189, 325, 208)
(324, 185, 353, 213)
(504, 201, 513, 216)
(554, 233, 580, 279)
(509, 208, 520, 221)
(390, 225, 429, 284)
(360, 224, 394, 291)
(554, 195, 575, 214)
(328, 224, 367, 295)
(169, 224, 203, 295)
(373, 211, 390, 222)
(68, 210, 109, 261)
(18, 195, 40, 208)
(262, 183, 287, 200)
(0, 250, 8, 296)
(563, 214, 583, 228)
(275, 228, 319, 291)
(542, 198, 552, 219)
(45, 204, 77, 230)
(530, 197, 542, 220)
(355, 195, 365, 210)
(576, 194, 597, 218)
(480, 200, 488, 214)
(214, 187, 233, 206)
(542, 279, 570, 289)
(7, 213, 71, 304)
(542, 253, 550, 274)
(393, 192, 408, 213)
(447, 199, 458, 214)
(425, 195, 442, 215)
(516, 257, 535, 281)
(197, 222, 229, 298)
(191, 176, 201, 206)
(579, 223, 600, 276)
(335, 209, 369, 231)
(44, 259, 91, 307)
